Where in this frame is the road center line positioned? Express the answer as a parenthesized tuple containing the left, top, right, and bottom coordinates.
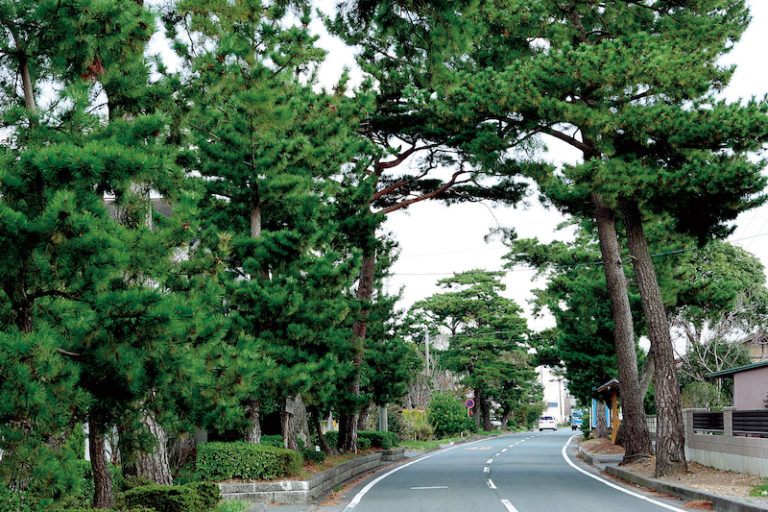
(501, 448, 508, 453)
(410, 486, 448, 490)
(484, 466, 490, 473)
(487, 479, 497, 489)
(343, 434, 514, 510)
(500, 499, 519, 512)
(561, 436, 687, 512)
(486, 458, 493, 464)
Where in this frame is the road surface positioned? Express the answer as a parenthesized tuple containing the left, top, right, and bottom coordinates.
(340, 430, 692, 512)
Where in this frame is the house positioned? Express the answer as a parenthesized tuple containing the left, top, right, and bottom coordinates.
(707, 360, 768, 409)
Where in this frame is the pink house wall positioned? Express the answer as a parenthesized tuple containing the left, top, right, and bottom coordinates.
(734, 367, 768, 409)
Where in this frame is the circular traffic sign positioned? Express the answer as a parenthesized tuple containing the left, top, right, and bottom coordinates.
(465, 399, 475, 408)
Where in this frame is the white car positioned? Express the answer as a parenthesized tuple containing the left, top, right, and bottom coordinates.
(538, 415, 557, 431)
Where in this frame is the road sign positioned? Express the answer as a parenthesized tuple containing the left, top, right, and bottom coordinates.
(465, 399, 475, 408)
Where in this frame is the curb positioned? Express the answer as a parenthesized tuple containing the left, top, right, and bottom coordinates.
(578, 445, 624, 465)
(602, 463, 768, 512)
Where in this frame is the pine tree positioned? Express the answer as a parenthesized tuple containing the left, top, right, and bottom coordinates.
(165, 0, 374, 450)
(409, 270, 534, 431)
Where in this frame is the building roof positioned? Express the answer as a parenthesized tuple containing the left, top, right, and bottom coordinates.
(595, 379, 619, 392)
(706, 360, 768, 378)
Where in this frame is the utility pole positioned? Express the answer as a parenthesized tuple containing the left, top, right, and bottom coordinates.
(425, 329, 430, 376)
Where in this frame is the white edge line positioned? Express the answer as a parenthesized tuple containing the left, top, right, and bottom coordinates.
(500, 498, 519, 512)
(561, 435, 687, 512)
(343, 434, 512, 511)
(487, 479, 497, 489)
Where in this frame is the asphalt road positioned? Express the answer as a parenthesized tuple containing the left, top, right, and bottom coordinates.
(340, 430, 691, 512)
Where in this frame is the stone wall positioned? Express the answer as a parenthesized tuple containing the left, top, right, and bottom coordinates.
(218, 448, 406, 505)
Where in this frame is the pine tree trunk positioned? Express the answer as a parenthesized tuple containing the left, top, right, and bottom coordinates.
(481, 394, 492, 432)
(357, 403, 371, 431)
(17, 52, 36, 112)
(89, 415, 114, 509)
(596, 401, 610, 439)
(337, 413, 356, 453)
(281, 397, 299, 451)
(640, 349, 655, 399)
(310, 407, 334, 454)
(619, 198, 686, 477)
(339, 251, 376, 452)
(500, 409, 511, 430)
(246, 204, 264, 442)
(592, 193, 652, 463)
(135, 414, 173, 485)
(472, 388, 482, 429)
(244, 400, 262, 444)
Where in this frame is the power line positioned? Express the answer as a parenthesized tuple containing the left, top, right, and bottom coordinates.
(391, 231, 768, 277)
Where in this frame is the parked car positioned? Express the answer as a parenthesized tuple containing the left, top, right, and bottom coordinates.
(538, 415, 557, 431)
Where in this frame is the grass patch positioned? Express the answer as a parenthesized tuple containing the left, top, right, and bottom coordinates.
(399, 436, 464, 452)
(750, 480, 768, 497)
(214, 500, 249, 512)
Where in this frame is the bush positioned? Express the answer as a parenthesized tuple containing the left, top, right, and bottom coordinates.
(260, 435, 284, 448)
(55, 509, 153, 512)
(121, 483, 214, 512)
(356, 436, 371, 450)
(120, 482, 218, 512)
(580, 414, 592, 440)
(428, 392, 470, 438)
(323, 431, 338, 451)
(402, 409, 431, 441)
(358, 431, 398, 449)
(302, 449, 326, 464)
(196, 442, 302, 481)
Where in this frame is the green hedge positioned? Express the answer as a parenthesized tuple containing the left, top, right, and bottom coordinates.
(302, 448, 326, 464)
(196, 442, 302, 481)
(358, 431, 399, 449)
(323, 431, 338, 450)
(54, 509, 153, 512)
(356, 436, 371, 450)
(260, 435, 283, 448)
(120, 482, 219, 512)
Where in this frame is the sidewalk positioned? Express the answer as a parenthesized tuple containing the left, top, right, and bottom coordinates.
(579, 439, 768, 512)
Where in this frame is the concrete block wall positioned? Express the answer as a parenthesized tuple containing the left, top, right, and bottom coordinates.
(219, 448, 405, 505)
(683, 408, 768, 477)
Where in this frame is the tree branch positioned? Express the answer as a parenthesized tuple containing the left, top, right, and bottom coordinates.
(379, 171, 471, 214)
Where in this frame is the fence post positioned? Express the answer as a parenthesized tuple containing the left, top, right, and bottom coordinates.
(723, 406, 735, 437)
(683, 409, 696, 440)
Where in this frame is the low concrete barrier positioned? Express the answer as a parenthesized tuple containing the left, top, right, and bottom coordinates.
(218, 448, 406, 505)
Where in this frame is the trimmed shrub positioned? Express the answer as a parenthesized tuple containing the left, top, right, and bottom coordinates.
(302, 448, 326, 464)
(356, 436, 371, 450)
(358, 431, 398, 449)
(260, 435, 304, 451)
(120, 482, 218, 512)
(55, 509, 153, 512)
(323, 431, 338, 451)
(196, 442, 302, 481)
(121, 484, 205, 512)
(260, 435, 283, 448)
(187, 482, 220, 511)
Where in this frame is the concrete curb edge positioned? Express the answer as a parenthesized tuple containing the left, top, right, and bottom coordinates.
(603, 464, 768, 512)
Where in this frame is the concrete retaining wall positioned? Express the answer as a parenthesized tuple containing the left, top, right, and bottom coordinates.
(218, 448, 406, 505)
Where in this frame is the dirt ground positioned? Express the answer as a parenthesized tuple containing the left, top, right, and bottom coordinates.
(581, 438, 768, 505)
